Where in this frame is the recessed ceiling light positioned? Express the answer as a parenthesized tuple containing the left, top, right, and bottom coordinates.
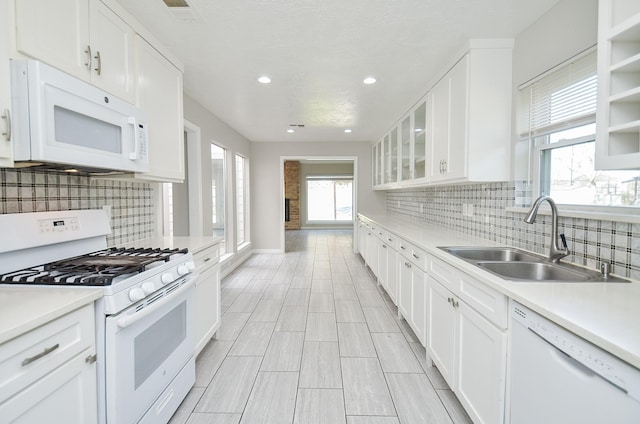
(258, 76, 271, 84)
(363, 77, 376, 85)
(344, 129, 352, 133)
(286, 128, 295, 133)
(414, 128, 423, 132)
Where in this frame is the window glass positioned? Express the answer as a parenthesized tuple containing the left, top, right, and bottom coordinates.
(306, 178, 353, 221)
(235, 154, 247, 246)
(211, 143, 226, 254)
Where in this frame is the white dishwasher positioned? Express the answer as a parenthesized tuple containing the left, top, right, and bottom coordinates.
(509, 302, 640, 424)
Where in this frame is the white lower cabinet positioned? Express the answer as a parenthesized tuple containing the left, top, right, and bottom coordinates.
(377, 235, 398, 304)
(398, 240, 427, 345)
(193, 243, 221, 356)
(0, 304, 97, 423)
(427, 272, 507, 424)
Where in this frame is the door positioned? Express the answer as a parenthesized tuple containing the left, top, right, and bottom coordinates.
(412, 101, 427, 181)
(398, 259, 412, 320)
(15, 0, 90, 79)
(400, 116, 411, 181)
(0, 0, 12, 166)
(89, 0, 135, 102)
(134, 35, 185, 182)
(427, 276, 457, 385)
(457, 300, 506, 424)
(410, 265, 427, 345)
(428, 76, 450, 182)
(446, 55, 469, 180)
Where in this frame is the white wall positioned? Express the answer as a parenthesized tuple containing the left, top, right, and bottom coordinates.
(251, 141, 385, 251)
(511, 0, 598, 178)
(183, 95, 251, 237)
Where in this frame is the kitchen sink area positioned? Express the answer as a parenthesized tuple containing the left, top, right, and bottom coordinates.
(439, 246, 630, 283)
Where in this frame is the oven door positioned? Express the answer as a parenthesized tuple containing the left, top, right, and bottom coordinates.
(105, 276, 195, 424)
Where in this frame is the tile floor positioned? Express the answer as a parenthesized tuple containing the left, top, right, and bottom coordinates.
(170, 230, 472, 424)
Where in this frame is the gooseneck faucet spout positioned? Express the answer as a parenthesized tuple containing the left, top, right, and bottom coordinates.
(524, 195, 570, 263)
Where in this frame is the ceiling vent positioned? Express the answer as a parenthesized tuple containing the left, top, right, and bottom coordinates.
(162, 0, 200, 22)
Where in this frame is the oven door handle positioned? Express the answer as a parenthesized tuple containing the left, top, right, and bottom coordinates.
(116, 276, 196, 329)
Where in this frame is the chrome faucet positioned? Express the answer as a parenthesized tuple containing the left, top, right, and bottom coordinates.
(524, 195, 570, 263)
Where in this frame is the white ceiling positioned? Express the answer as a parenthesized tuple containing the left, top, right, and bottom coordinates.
(115, 0, 559, 143)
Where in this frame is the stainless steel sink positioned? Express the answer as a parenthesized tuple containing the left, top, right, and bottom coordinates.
(439, 246, 629, 283)
(440, 246, 543, 262)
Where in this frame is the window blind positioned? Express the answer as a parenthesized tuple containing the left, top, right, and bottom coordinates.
(518, 50, 597, 138)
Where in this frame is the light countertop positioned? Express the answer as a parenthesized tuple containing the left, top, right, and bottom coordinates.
(359, 212, 640, 369)
(0, 286, 102, 345)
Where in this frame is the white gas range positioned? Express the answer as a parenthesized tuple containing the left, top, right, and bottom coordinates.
(0, 209, 197, 424)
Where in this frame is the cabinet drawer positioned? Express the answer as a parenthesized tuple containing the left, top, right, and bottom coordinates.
(429, 256, 459, 291)
(0, 304, 95, 403)
(383, 232, 399, 251)
(458, 273, 508, 329)
(193, 246, 220, 272)
(398, 239, 428, 271)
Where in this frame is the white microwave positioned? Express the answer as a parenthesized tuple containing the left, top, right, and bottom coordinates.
(10, 60, 149, 173)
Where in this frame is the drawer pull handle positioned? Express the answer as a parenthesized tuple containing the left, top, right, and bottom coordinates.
(412, 253, 419, 259)
(400, 246, 406, 250)
(85, 354, 97, 364)
(382, 244, 387, 249)
(204, 257, 211, 262)
(22, 343, 59, 366)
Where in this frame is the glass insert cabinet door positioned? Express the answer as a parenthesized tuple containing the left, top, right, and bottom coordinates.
(389, 127, 398, 183)
(401, 116, 411, 181)
(413, 101, 427, 180)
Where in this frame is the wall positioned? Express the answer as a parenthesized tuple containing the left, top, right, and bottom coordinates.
(183, 95, 251, 238)
(300, 162, 354, 228)
(0, 168, 155, 246)
(251, 141, 385, 251)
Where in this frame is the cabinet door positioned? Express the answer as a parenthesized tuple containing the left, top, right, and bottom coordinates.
(386, 247, 398, 304)
(427, 276, 457, 386)
(412, 101, 427, 181)
(195, 264, 221, 355)
(428, 76, 450, 181)
(389, 127, 398, 183)
(89, 0, 135, 102)
(400, 116, 411, 181)
(0, 0, 12, 166)
(398, 259, 412, 320)
(134, 35, 185, 182)
(365, 229, 378, 276)
(15, 0, 91, 79)
(446, 55, 469, 180)
(410, 266, 427, 345)
(377, 240, 389, 290)
(457, 300, 507, 424)
(0, 349, 97, 424)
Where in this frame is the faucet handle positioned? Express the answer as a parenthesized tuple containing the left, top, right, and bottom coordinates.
(560, 233, 568, 249)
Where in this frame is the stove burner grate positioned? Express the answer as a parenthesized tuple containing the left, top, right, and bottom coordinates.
(0, 247, 188, 286)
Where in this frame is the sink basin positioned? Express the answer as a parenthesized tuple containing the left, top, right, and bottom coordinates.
(439, 246, 543, 262)
(439, 246, 629, 283)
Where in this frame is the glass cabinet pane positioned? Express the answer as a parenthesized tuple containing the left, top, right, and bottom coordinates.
(401, 116, 411, 180)
(383, 134, 390, 183)
(413, 101, 427, 179)
(390, 128, 398, 183)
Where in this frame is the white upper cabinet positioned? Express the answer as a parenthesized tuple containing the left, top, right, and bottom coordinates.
(596, 0, 640, 169)
(134, 35, 184, 182)
(375, 39, 513, 188)
(15, 0, 135, 103)
(0, 0, 12, 167)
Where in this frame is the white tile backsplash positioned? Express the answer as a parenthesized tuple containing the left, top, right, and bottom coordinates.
(386, 182, 640, 280)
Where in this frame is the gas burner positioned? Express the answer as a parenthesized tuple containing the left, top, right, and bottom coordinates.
(0, 247, 188, 286)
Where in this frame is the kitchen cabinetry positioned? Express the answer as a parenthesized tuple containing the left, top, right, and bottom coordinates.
(193, 242, 221, 356)
(427, 257, 508, 424)
(428, 42, 513, 183)
(0, 0, 12, 167)
(400, 116, 411, 181)
(14, 0, 135, 103)
(0, 304, 97, 423)
(595, 0, 640, 169)
(412, 100, 427, 181)
(398, 239, 427, 345)
(133, 35, 185, 182)
(375, 229, 399, 304)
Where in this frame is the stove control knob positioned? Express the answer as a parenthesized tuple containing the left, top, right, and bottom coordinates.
(141, 282, 156, 294)
(128, 287, 145, 302)
(161, 272, 174, 284)
(177, 264, 189, 276)
(186, 261, 196, 271)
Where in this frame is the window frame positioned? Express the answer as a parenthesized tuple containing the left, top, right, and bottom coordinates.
(234, 153, 250, 248)
(305, 175, 354, 224)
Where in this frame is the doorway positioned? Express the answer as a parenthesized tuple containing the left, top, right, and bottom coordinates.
(280, 156, 357, 253)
